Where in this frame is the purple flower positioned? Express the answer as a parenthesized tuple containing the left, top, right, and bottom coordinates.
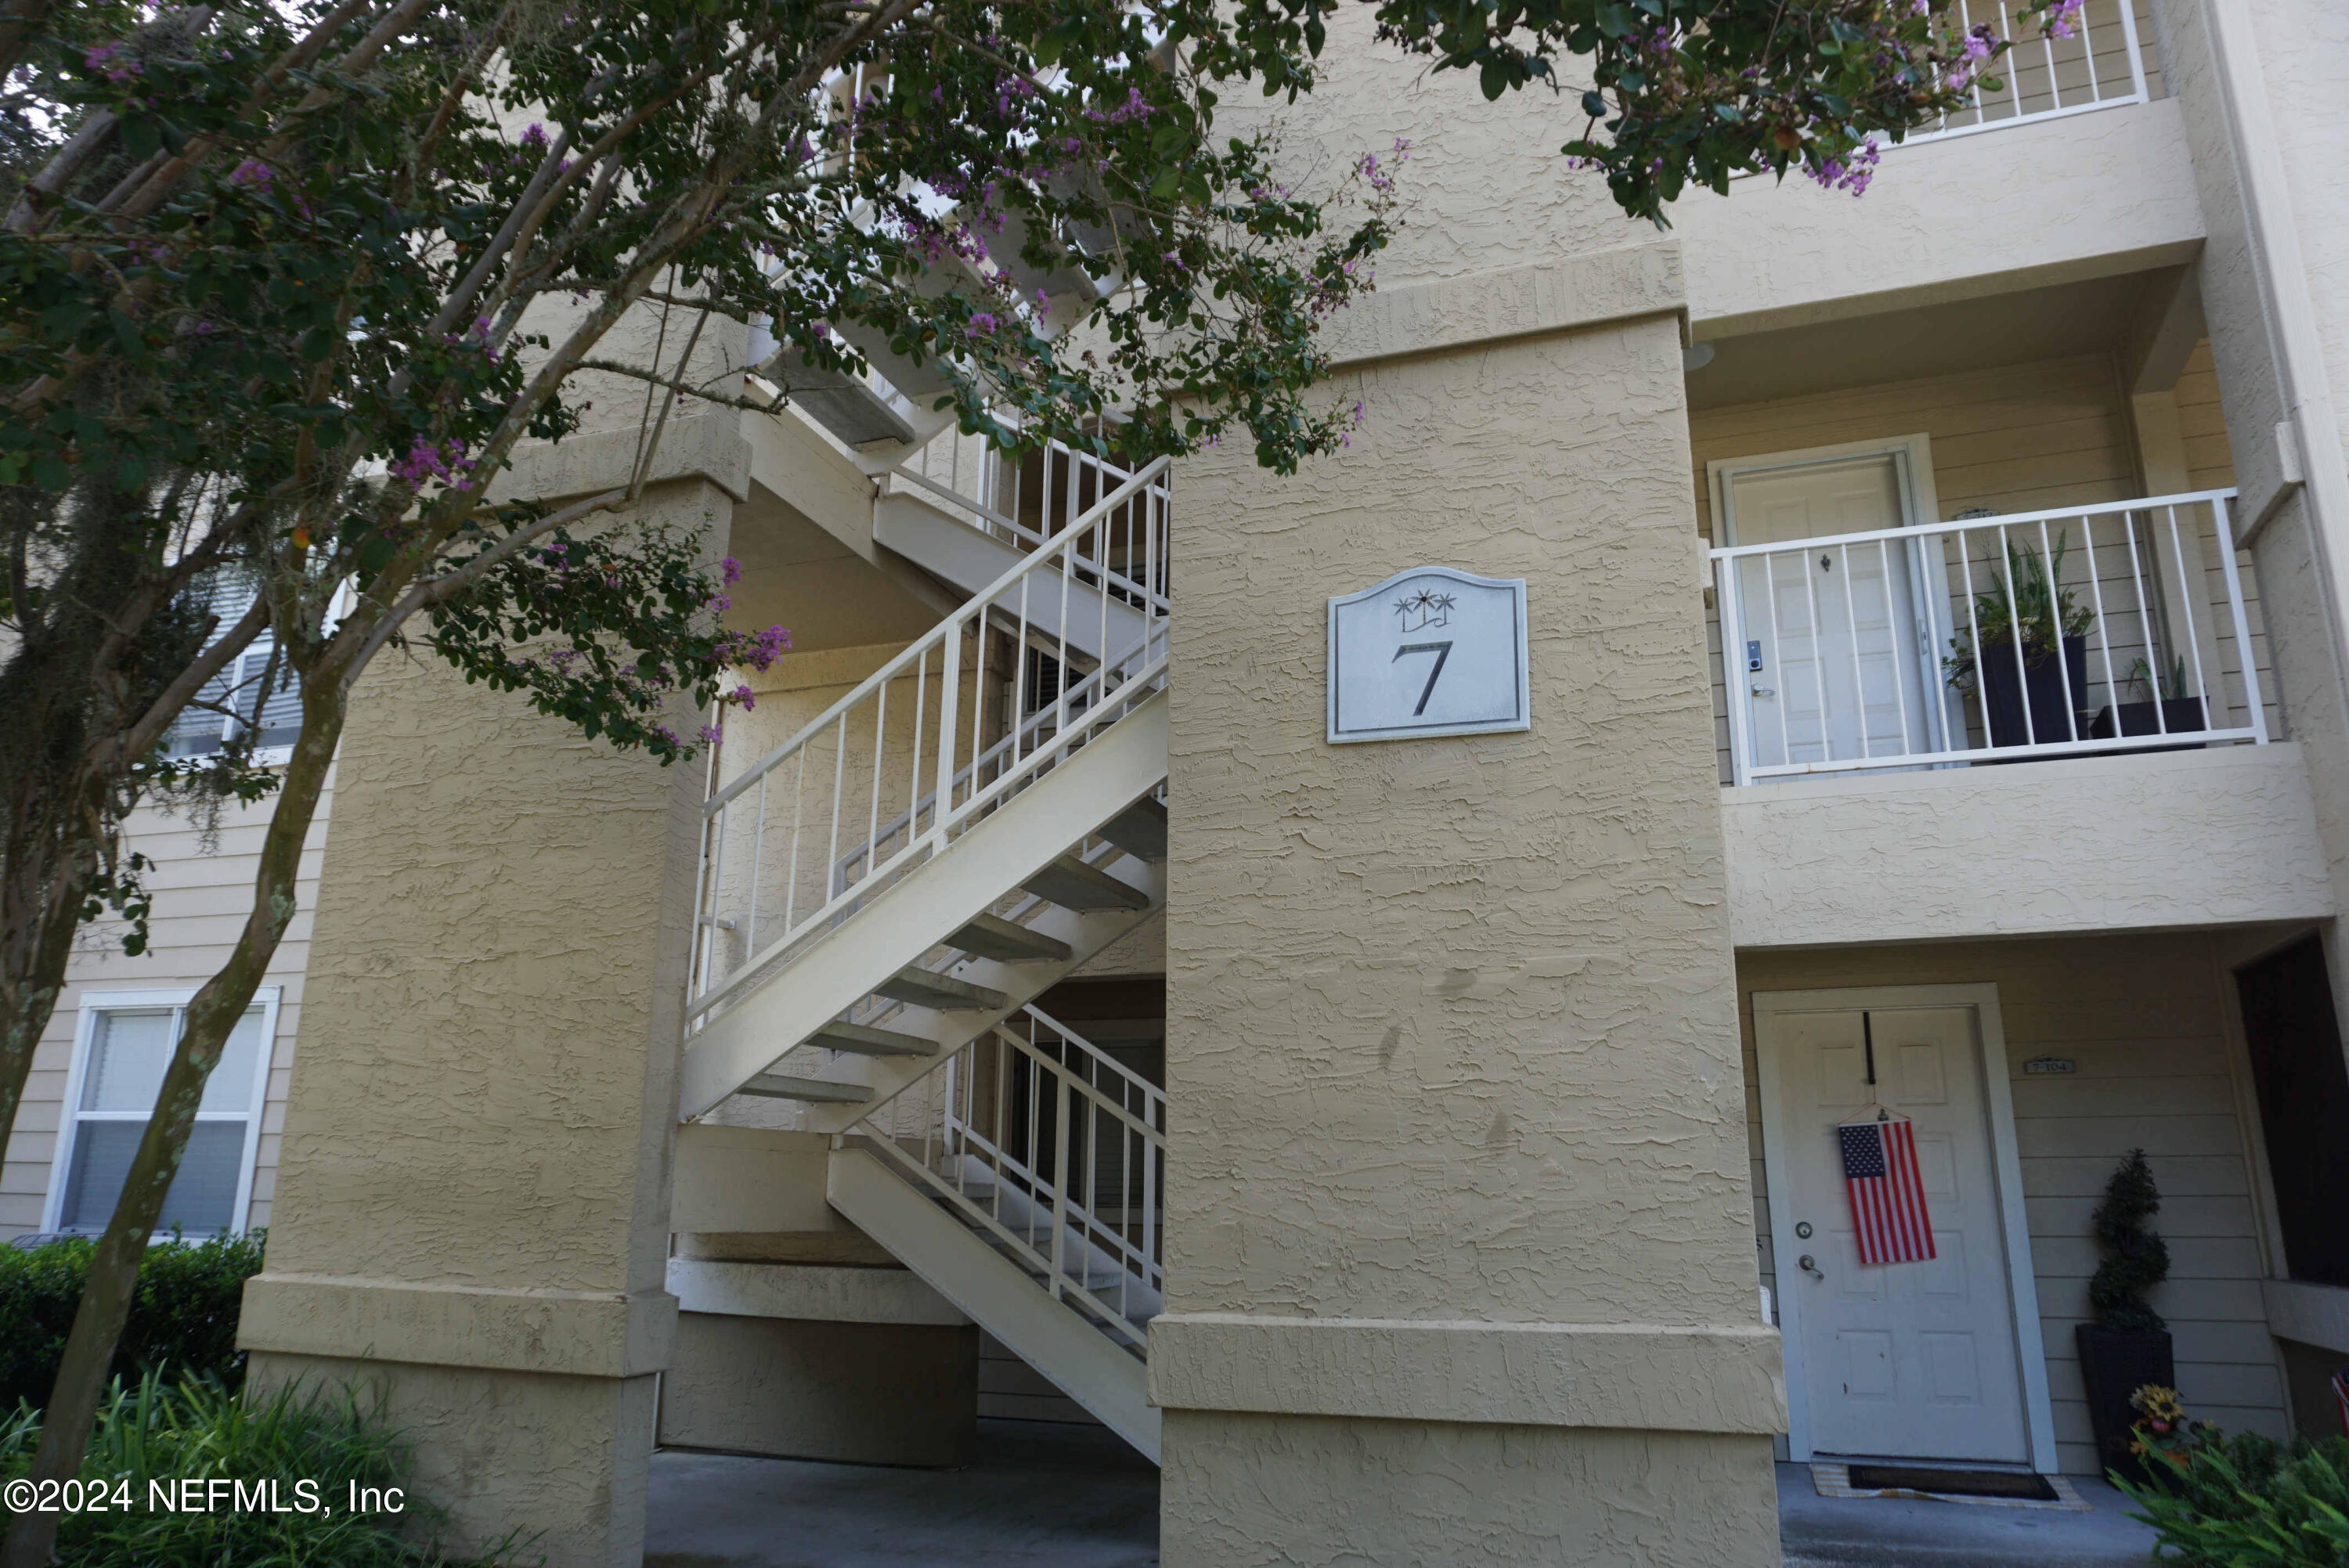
(229, 160, 274, 190)
(721, 555, 742, 585)
(84, 43, 141, 84)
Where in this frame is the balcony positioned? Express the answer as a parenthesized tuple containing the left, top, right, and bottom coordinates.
(1900, 0, 2155, 148)
(1710, 491, 2268, 786)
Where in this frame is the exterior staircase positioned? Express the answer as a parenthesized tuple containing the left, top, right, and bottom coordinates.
(682, 442, 1172, 1457)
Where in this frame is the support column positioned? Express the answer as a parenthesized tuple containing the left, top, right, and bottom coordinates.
(2152, 0, 2349, 1064)
(239, 473, 733, 1567)
(1156, 243, 1784, 1566)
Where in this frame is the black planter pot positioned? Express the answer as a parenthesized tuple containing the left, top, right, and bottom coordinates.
(2087, 696, 2210, 756)
(1979, 634, 2092, 751)
(2076, 1324, 2174, 1488)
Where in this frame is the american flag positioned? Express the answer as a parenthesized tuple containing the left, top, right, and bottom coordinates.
(1838, 1118, 1937, 1265)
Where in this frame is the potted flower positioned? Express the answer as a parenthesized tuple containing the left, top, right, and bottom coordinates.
(2077, 1149, 2174, 1490)
(1943, 530, 2096, 749)
(2087, 655, 2208, 753)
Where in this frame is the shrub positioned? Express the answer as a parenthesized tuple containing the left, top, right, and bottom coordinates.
(0, 1370, 537, 1567)
(2119, 1426, 2349, 1567)
(0, 1230, 265, 1411)
(2088, 1148, 2170, 1333)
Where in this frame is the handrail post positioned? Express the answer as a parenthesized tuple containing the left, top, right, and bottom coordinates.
(933, 618, 963, 847)
(1049, 1069, 1072, 1301)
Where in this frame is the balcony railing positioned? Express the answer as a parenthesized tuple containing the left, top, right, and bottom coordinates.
(1902, 0, 2151, 146)
(1712, 490, 2269, 784)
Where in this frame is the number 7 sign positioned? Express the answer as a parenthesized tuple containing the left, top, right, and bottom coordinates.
(1327, 567, 1529, 744)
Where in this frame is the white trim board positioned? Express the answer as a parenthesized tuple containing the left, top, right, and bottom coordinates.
(1751, 982, 2059, 1474)
(41, 986, 281, 1238)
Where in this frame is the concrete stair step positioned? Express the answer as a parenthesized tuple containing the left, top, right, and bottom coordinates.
(1023, 854, 1150, 912)
(946, 913, 1074, 964)
(808, 1020, 940, 1058)
(741, 1072, 874, 1105)
(875, 966, 1010, 1011)
(1098, 798, 1167, 863)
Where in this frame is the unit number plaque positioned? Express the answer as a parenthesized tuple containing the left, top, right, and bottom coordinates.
(1326, 567, 1531, 744)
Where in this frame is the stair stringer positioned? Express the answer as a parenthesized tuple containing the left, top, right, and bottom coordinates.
(828, 1143, 1160, 1462)
(679, 690, 1167, 1119)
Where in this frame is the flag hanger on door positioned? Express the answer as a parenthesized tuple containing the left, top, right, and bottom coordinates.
(1838, 1012, 1936, 1264)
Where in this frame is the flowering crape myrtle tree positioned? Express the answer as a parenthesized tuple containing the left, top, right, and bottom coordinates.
(0, 1, 1404, 1553)
(0, 0, 2078, 1552)
(1350, 0, 2086, 219)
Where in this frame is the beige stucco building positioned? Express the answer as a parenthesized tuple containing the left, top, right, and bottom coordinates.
(16, 0, 2349, 1561)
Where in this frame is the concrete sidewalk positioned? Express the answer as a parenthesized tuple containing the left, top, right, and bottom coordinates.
(644, 1429, 2173, 1567)
(644, 1420, 1159, 1568)
(1778, 1462, 2167, 1567)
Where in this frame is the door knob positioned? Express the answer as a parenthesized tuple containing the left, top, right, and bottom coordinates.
(1798, 1254, 1824, 1280)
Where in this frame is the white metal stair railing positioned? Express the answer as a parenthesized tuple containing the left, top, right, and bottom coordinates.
(1712, 488, 2268, 784)
(687, 455, 1172, 1051)
(888, 426, 1174, 561)
(850, 1004, 1165, 1357)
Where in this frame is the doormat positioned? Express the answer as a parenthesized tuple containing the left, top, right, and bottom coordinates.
(1811, 1462, 2091, 1511)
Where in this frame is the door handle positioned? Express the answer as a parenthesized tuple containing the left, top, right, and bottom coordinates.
(1751, 686, 1776, 698)
(1798, 1254, 1824, 1281)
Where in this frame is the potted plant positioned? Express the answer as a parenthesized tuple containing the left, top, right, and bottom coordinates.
(1944, 532, 2097, 749)
(2087, 655, 2208, 753)
(2077, 1149, 2174, 1490)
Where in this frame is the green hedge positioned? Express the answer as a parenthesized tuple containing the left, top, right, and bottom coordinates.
(1, 1371, 537, 1567)
(0, 1231, 265, 1411)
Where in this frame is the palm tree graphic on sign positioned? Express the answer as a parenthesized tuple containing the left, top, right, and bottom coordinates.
(1393, 588, 1456, 633)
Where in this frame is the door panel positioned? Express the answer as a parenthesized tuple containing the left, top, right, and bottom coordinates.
(1766, 1004, 2030, 1463)
(1728, 454, 1939, 770)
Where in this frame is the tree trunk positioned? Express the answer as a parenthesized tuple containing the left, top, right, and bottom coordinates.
(0, 871, 81, 1169)
(0, 775, 116, 1169)
(0, 678, 346, 1568)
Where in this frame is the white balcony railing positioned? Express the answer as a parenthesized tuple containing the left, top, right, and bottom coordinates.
(1902, 0, 2150, 147)
(1712, 490, 2268, 784)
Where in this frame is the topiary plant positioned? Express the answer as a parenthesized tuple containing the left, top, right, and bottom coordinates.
(2090, 1148, 2171, 1334)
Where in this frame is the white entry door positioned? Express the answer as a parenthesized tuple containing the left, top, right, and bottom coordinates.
(1762, 1004, 2031, 1464)
(1724, 453, 1939, 770)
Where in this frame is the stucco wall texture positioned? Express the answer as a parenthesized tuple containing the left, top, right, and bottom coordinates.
(1160, 294, 1780, 1562)
(241, 478, 727, 1566)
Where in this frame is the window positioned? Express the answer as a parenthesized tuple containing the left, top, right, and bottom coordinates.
(161, 580, 301, 762)
(45, 989, 277, 1237)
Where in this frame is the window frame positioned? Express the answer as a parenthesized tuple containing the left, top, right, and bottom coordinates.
(40, 986, 281, 1238)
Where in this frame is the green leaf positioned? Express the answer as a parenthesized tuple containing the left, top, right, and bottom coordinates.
(119, 113, 161, 161)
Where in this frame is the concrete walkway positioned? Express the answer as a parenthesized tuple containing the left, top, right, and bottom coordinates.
(644, 1426, 2172, 1567)
(1778, 1462, 2167, 1567)
(644, 1421, 1159, 1568)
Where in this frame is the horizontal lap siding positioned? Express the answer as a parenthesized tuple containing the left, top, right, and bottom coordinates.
(1, 784, 332, 1238)
(978, 1331, 1100, 1426)
(2172, 342, 2281, 739)
(1740, 932, 2288, 1476)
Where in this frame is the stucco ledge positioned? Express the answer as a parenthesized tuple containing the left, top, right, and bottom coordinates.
(237, 1273, 677, 1379)
(1147, 1314, 1787, 1436)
